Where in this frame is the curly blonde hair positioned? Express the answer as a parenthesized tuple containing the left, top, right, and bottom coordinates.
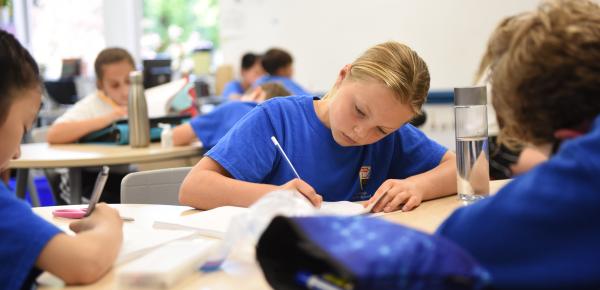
(482, 0, 600, 147)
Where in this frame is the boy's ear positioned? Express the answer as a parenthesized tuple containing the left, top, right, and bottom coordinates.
(96, 79, 103, 90)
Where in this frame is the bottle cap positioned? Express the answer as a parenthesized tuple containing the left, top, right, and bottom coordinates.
(454, 86, 487, 106)
(129, 71, 143, 84)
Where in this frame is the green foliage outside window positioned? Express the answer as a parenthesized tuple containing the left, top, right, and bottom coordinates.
(143, 0, 219, 52)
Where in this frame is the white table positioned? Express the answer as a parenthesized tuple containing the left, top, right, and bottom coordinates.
(33, 180, 510, 289)
(9, 143, 202, 204)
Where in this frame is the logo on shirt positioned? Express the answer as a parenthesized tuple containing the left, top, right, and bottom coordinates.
(359, 166, 371, 192)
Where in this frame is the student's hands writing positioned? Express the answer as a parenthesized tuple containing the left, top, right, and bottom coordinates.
(69, 203, 123, 233)
(366, 179, 424, 213)
(277, 178, 323, 208)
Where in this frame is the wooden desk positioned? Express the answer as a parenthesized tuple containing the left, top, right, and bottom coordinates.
(381, 179, 510, 233)
(9, 143, 203, 204)
(33, 180, 510, 290)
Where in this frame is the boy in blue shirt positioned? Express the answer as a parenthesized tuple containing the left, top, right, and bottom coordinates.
(221, 52, 265, 100)
(254, 48, 310, 95)
(172, 82, 290, 147)
(0, 30, 123, 289)
(179, 42, 457, 212)
(437, 0, 600, 288)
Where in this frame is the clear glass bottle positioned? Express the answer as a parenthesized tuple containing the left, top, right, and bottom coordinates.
(128, 71, 150, 148)
(454, 86, 490, 203)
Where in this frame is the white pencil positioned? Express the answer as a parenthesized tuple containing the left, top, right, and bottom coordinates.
(270, 136, 301, 179)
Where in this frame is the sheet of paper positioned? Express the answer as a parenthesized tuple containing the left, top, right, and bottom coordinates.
(145, 78, 187, 118)
(319, 201, 368, 216)
(153, 206, 249, 238)
(117, 225, 198, 265)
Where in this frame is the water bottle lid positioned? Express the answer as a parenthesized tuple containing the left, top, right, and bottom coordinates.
(454, 86, 487, 106)
(129, 71, 143, 83)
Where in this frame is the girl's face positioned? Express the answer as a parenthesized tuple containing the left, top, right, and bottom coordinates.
(0, 87, 41, 170)
(325, 66, 415, 147)
(97, 60, 135, 106)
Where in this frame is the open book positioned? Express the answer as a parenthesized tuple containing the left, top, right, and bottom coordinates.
(153, 199, 382, 239)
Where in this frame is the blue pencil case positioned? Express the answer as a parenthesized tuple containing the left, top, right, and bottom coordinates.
(79, 124, 162, 145)
(256, 216, 491, 290)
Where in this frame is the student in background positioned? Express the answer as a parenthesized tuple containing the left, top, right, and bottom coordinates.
(437, 0, 600, 288)
(474, 27, 548, 180)
(254, 48, 310, 95)
(47, 48, 135, 144)
(179, 41, 456, 211)
(47, 48, 135, 204)
(221, 52, 265, 100)
(0, 29, 123, 290)
(173, 82, 290, 147)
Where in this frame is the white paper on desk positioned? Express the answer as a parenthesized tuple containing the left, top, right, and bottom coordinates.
(153, 206, 249, 238)
(319, 201, 369, 216)
(145, 78, 187, 118)
(117, 226, 198, 265)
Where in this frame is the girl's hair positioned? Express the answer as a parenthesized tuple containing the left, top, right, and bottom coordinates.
(323, 41, 430, 114)
(0, 30, 41, 126)
(484, 0, 600, 146)
(261, 48, 293, 75)
(94, 47, 135, 81)
(241, 52, 261, 71)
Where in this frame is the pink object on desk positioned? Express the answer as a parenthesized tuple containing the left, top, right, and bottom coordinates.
(52, 208, 88, 219)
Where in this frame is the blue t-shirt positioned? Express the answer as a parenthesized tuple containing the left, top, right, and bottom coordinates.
(207, 96, 447, 201)
(437, 115, 600, 289)
(221, 80, 244, 100)
(254, 75, 309, 96)
(189, 101, 258, 149)
(0, 182, 61, 290)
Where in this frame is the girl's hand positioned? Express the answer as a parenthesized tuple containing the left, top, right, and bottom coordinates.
(277, 178, 323, 207)
(69, 203, 123, 233)
(366, 179, 423, 213)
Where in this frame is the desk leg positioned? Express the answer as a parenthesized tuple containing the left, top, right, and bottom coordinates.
(15, 169, 29, 199)
(69, 168, 82, 204)
(27, 177, 41, 207)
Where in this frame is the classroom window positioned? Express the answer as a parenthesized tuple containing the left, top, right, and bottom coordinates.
(29, 0, 105, 79)
(142, 0, 219, 74)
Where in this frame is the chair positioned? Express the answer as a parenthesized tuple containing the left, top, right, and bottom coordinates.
(120, 167, 192, 205)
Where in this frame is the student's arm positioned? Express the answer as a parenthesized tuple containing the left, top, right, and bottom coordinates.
(47, 109, 125, 144)
(369, 151, 457, 213)
(172, 123, 198, 146)
(35, 203, 123, 284)
(179, 156, 322, 210)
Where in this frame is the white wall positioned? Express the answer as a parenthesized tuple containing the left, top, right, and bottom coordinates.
(103, 0, 143, 65)
(219, 0, 539, 92)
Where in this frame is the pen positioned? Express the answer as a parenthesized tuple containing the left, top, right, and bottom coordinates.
(120, 216, 135, 222)
(295, 271, 344, 290)
(270, 136, 301, 179)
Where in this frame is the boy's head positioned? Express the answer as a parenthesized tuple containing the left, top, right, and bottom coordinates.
(242, 82, 291, 103)
(484, 0, 600, 147)
(94, 47, 135, 106)
(261, 48, 293, 77)
(240, 52, 265, 87)
(0, 30, 42, 169)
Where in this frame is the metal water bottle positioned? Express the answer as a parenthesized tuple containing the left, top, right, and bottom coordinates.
(128, 71, 150, 148)
(454, 86, 490, 203)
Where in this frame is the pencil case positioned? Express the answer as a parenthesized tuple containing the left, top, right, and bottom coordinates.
(256, 216, 491, 290)
(79, 124, 162, 145)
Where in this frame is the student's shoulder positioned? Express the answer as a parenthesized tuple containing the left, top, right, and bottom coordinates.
(72, 92, 104, 107)
(258, 95, 314, 111)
